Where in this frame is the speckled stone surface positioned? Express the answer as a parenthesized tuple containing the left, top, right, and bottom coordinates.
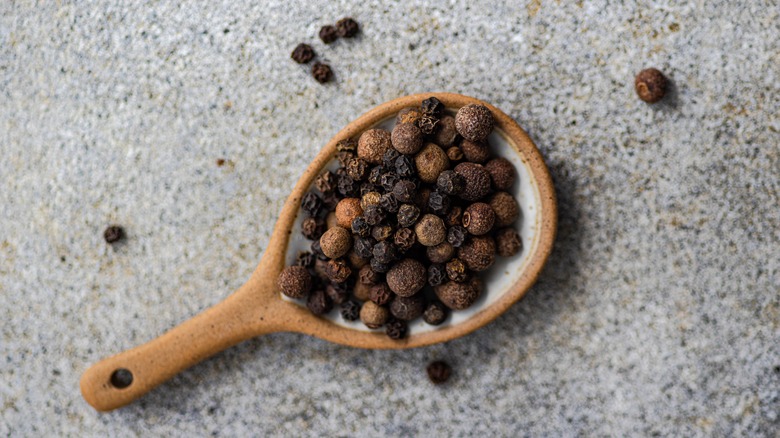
(1, 1, 778, 436)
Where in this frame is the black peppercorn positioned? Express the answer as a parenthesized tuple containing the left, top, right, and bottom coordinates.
(301, 192, 323, 218)
(446, 258, 469, 282)
(380, 171, 399, 192)
(369, 282, 393, 306)
(307, 289, 333, 315)
(394, 227, 416, 252)
(379, 192, 400, 213)
(390, 294, 426, 321)
(337, 151, 355, 168)
(382, 148, 401, 168)
(368, 165, 385, 185)
(296, 251, 315, 269)
(393, 180, 417, 203)
(353, 236, 376, 259)
(319, 25, 338, 44)
(635, 68, 668, 103)
(325, 282, 350, 305)
(340, 300, 362, 321)
(372, 240, 399, 264)
(312, 62, 333, 83)
(336, 17, 359, 38)
(337, 173, 359, 197)
(315, 170, 338, 196)
(421, 96, 444, 116)
(291, 43, 315, 64)
(397, 204, 421, 228)
(428, 190, 451, 215)
(426, 360, 452, 384)
(351, 216, 371, 237)
(359, 264, 382, 284)
(418, 114, 439, 135)
(428, 263, 447, 287)
(423, 301, 448, 325)
(372, 224, 394, 242)
(104, 225, 124, 243)
(437, 170, 465, 196)
(301, 217, 325, 240)
(385, 317, 408, 340)
(370, 257, 392, 273)
(363, 204, 386, 226)
(346, 158, 369, 181)
(394, 155, 416, 178)
(447, 225, 468, 247)
(325, 258, 352, 283)
(336, 138, 358, 152)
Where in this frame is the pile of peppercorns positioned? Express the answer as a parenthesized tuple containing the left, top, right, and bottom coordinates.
(277, 97, 524, 340)
(290, 17, 360, 84)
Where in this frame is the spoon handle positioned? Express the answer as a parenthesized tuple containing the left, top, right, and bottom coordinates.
(80, 285, 280, 411)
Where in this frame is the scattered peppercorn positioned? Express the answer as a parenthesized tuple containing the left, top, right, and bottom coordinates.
(277, 266, 312, 299)
(291, 43, 315, 64)
(326, 282, 350, 304)
(104, 225, 124, 243)
(435, 277, 482, 310)
(372, 240, 399, 264)
(392, 179, 417, 203)
(415, 143, 449, 183)
(379, 192, 400, 213)
(336, 138, 358, 153)
(358, 129, 392, 164)
(390, 294, 426, 321)
(432, 115, 459, 147)
(360, 191, 381, 210)
(428, 263, 447, 287)
(337, 151, 355, 168)
(335, 198, 363, 229)
(370, 257, 392, 273)
(360, 301, 389, 328)
(346, 157, 369, 181)
(311, 62, 333, 83)
(351, 216, 371, 237)
(418, 114, 439, 135)
(358, 264, 381, 285)
(336, 17, 359, 38)
(635, 68, 668, 103)
(423, 301, 448, 325)
(446, 258, 469, 283)
(302, 217, 325, 240)
(368, 165, 385, 186)
(426, 360, 452, 384)
(325, 258, 352, 283)
(353, 236, 375, 259)
(340, 300, 362, 321)
(489, 191, 520, 227)
(437, 170, 465, 195)
(369, 282, 394, 306)
(320, 226, 352, 259)
(454, 162, 491, 201)
(458, 236, 496, 272)
(296, 251, 315, 269)
(337, 173, 359, 197)
(460, 139, 491, 164)
(397, 203, 421, 228)
(319, 25, 338, 44)
(392, 122, 424, 155)
(301, 192, 324, 217)
(446, 146, 464, 162)
(426, 241, 454, 264)
(386, 258, 427, 297)
(463, 202, 495, 236)
(446, 206, 463, 227)
(382, 148, 401, 168)
(484, 158, 516, 191)
(315, 170, 338, 195)
(415, 214, 447, 247)
(307, 289, 333, 315)
(495, 227, 523, 257)
(455, 104, 494, 142)
(372, 224, 394, 242)
(380, 171, 399, 192)
(393, 227, 417, 252)
(447, 225, 468, 248)
(394, 155, 416, 178)
(428, 191, 451, 215)
(421, 96, 444, 116)
(363, 204, 386, 226)
(385, 317, 408, 340)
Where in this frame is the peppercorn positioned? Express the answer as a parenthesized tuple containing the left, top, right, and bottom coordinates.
(447, 225, 468, 248)
(386, 258, 427, 297)
(369, 282, 394, 306)
(434, 277, 482, 310)
(370, 257, 392, 273)
(307, 289, 333, 315)
(372, 240, 398, 264)
(394, 155, 416, 178)
(277, 266, 312, 298)
(446, 206, 463, 227)
(335, 198, 363, 229)
(421, 96, 444, 116)
(315, 170, 338, 196)
(372, 224, 394, 242)
(360, 301, 389, 329)
(428, 263, 447, 287)
(336, 138, 357, 153)
(346, 157, 369, 181)
(429, 115, 458, 148)
(104, 225, 124, 243)
(380, 171, 399, 192)
(357, 129, 392, 164)
(414, 214, 447, 247)
(385, 317, 408, 340)
(319, 25, 338, 44)
(301, 192, 323, 217)
(322, 192, 340, 211)
(391, 122, 424, 155)
(495, 227, 523, 257)
(324, 258, 352, 283)
(379, 192, 400, 213)
(340, 300, 362, 321)
(351, 216, 371, 237)
(311, 239, 328, 260)
(397, 204, 421, 228)
(446, 146, 464, 162)
(347, 250, 369, 269)
(489, 191, 520, 227)
(368, 165, 385, 185)
(361, 183, 379, 197)
(363, 204, 386, 226)
(455, 104, 494, 142)
(353, 280, 372, 301)
(382, 148, 401, 168)
(397, 107, 423, 126)
(635, 68, 668, 103)
(446, 258, 469, 282)
(393, 227, 416, 252)
(311, 63, 333, 83)
(418, 114, 439, 135)
(423, 301, 448, 325)
(320, 226, 352, 259)
(414, 143, 449, 183)
(336, 17, 359, 37)
(360, 191, 381, 210)
(325, 282, 349, 304)
(428, 190, 451, 215)
(463, 202, 495, 236)
(436, 170, 465, 196)
(296, 251, 315, 269)
(458, 235, 496, 272)
(337, 151, 355, 168)
(390, 294, 426, 321)
(454, 162, 491, 201)
(353, 236, 376, 259)
(359, 264, 381, 284)
(460, 139, 491, 164)
(393, 180, 417, 203)
(484, 158, 516, 191)
(302, 217, 325, 240)
(426, 360, 452, 384)
(426, 242, 454, 264)
(337, 173, 359, 197)
(291, 43, 315, 64)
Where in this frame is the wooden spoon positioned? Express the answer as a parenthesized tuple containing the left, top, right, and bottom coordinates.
(80, 92, 557, 412)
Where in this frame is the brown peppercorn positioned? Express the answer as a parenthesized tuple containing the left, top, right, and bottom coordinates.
(346, 157, 369, 181)
(394, 227, 417, 252)
(635, 68, 668, 103)
(418, 114, 439, 135)
(277, 266, 312, 298)
(432, 115, 460, 147)
(463, 202, 495, 236)
(426, 242, 455, 263)
(455, 104, 494, 142)
(371, 224, 394, 242)
(446, 206, 463, 227)
(434, 277, 482, 310)
(423, 301, 449, 325)
(325, 282, 349, 305)
(460, 139, 491, 164)
(393, 179, 417, 203)
(454, 162, 491, 201)
(446, 146, 464, 162)
(426, 360, 452, 384)
(320, 226, 353, 259)
(325, 258, 352, 283)
(414, 143, 450, 183)
(385, 317, 408, 340)
(307, 289, 333, 315)
(414, 214, 447, 247)
(458, 235, 496, 272)
(336, 198, 363, 230)
(397, 107, 423, 125)
(104, 225, 125, 243)
(391, 123, 424, 155)
(386, 258, 427, 297)
(445, 258, 469, 282)
(495, 227, 523, 257)
(489, 191, 520, 227)
(369, 282, 394, 306)
(360, 301, 389, 329)
(336, 17, 359, 37)
(353, 280, 372, 301)
(319, 25, 338, 44)
(337, 150, 355, 167)
(315, 170, 338, 195)
(484, 158, 516, 191)
(390, 294, 426, 321)
(302, 217, 325, 240)
(340, 300, 362, 320)
(357, 129, 392, 164)
(311, 63, 333, 83)
(359, 264, 382, 284)
(360, 191, 381, 210)
(291, 43, 315, 64)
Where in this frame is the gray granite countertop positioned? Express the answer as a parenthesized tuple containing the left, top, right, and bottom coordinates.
(1, 1, 778, 436)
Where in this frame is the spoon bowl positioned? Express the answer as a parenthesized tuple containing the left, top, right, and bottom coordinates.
(80, 92, 557, 411)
